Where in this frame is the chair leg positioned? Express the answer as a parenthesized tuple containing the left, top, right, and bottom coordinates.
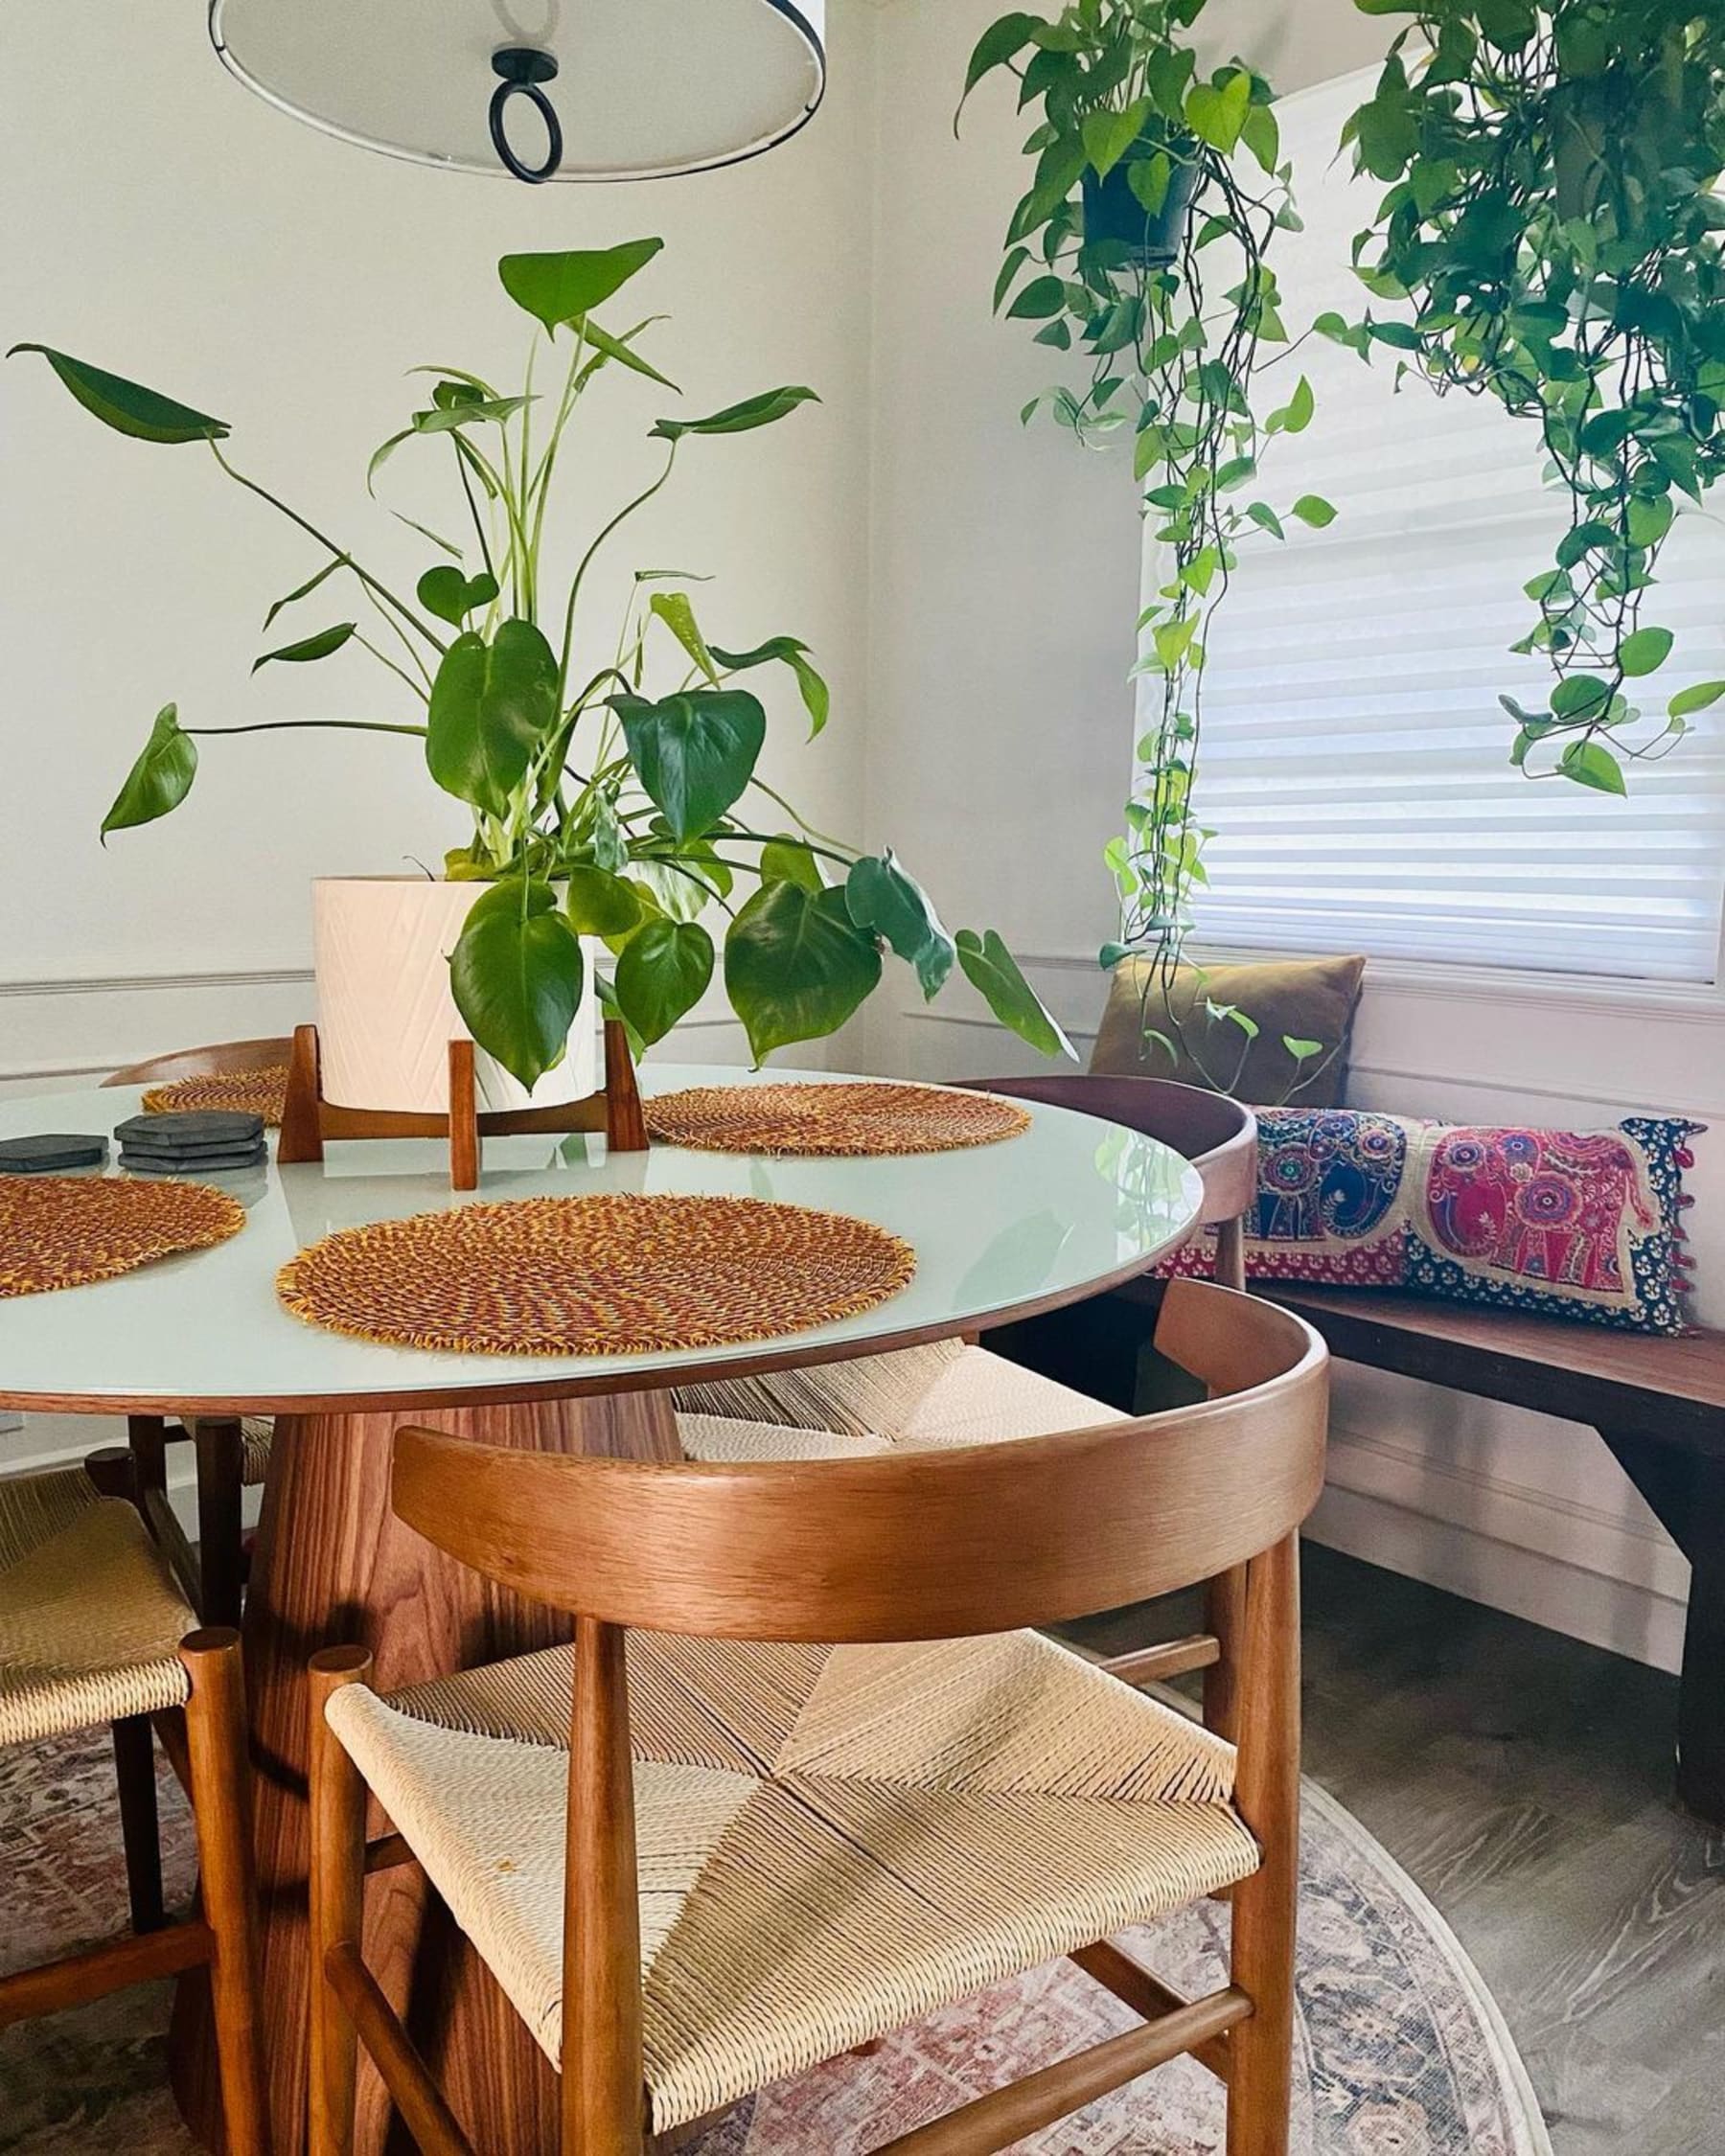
(194, 1419, 248, 1629)
(180, 1629, 271, 2156)
(1202, 1565, 1248, 1743)
(111, 1715, 166, 1935)
(1225, 1537, 1300, 2156)
(308, 1648, 373, 2156)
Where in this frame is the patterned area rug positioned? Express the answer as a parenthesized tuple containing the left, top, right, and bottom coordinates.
(0, 1728, 1551, 2154)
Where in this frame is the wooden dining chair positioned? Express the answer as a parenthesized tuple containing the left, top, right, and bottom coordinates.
(674, 1073, 1261, 1736)
(104, 1038, 294, 1629)
(0, 1447, 269, 2154)
(307, 1279, 1325, 2155)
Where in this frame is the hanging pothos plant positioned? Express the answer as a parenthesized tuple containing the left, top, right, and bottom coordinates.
(12, 242, 1069, 1085)
(960, 0, 1334, 1089)
(1338, 0, 1725, 794)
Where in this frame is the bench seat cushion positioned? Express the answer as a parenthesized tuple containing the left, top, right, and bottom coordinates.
(1169, 1108, 1701, 1335)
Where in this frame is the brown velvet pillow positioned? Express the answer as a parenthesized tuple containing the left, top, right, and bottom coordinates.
(1089, 954, 1367, 1107)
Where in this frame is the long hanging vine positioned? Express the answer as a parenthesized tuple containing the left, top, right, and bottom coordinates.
(1338, 0, 1725, 794)
(962, 1, 1333, 1087)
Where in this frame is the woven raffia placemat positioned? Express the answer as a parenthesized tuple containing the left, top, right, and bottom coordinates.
(0, 1176, 247, 1298)
(277, 1193, 917, 1357)
(141, 1067, 289, 1126)
(646, 1082, 1031, 1158)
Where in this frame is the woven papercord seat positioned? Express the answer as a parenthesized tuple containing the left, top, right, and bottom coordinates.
(675, 1339, 1127, 1450)
(0, 1466, 199, 1746)
(325, 1628, 1260, 2135)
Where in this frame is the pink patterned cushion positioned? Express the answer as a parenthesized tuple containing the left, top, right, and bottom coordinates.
(1167, 1109, 1700, 1334)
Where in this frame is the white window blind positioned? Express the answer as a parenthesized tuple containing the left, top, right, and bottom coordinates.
(1163, 69, 1725, 985)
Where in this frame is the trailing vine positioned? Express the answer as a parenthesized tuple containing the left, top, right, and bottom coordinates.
(1339, 0, 1725, 794)
(961, 0, 1332, 1086)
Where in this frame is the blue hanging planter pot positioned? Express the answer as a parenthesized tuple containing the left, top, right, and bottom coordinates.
(1081, 152, 1203, 266)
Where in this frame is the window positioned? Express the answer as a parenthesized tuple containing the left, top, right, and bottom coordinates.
(1162, 70, 1725, 985)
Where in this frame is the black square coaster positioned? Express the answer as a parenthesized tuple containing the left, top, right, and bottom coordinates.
(0, 1135, 110, 1175)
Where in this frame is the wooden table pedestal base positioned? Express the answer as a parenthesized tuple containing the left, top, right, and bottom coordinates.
(171, 1388, 680, 2156)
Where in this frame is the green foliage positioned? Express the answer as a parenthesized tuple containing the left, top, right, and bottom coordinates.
(497, 241, 665, 334)
(448, 880, 586, 1090)
(8, 347, 227, 445)
(846, 853, 956, 1000)
(34, 244, 1062, 1084)
(611, 690, 767, 841)
(1341, 3, 1725, 791)
(102, 705, 196, 839)
(724, 883, 884, 1063)
(955, 931, 1076, 1060)
(612, 918, 715, 1045)
(961, 0, 1305, 1079)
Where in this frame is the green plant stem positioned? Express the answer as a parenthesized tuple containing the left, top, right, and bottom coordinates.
(185, 719, 428, 739)
(453, 440, 496, 585)
(559, 448, 678, 699)
(354, 633, 431, 704)
(747, 779, 854, 857)
(208, 443, 448, 657)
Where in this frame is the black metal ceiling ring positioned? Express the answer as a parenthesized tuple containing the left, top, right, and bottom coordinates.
(489, 47, 564, 184)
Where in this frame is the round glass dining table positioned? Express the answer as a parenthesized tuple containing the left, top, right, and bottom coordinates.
(0, 1065, 1203, 2154)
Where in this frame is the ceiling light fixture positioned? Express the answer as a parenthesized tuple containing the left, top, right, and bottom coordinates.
(208, 1, 827, 186)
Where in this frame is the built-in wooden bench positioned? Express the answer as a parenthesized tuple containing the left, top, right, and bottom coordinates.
(1118, 1282, 1725, 1823)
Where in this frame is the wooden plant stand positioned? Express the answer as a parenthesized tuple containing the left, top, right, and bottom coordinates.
(277, 1020, 648, 1191)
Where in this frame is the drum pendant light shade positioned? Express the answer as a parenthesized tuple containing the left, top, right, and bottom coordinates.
(207, 0, 826, 184)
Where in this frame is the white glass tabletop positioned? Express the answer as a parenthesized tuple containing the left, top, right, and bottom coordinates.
(0, 1067, 1203, 1414)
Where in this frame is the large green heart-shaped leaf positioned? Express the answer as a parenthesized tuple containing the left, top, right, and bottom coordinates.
(497, 241, 664, 335)
(651, 387, 818, 441)
(10, 346, 228, 444)
(614, 920, 715, 1047)
(449, 880, 586, 1090)
(612, 690, 766, 840)
(955, 929, 1074, 1060)
(724, 883, 882, 1065)
(709, 637, 830, 737)
(846, 853, 955, 1000)
(102, 705, 197, 841)
(427, 621, 558, 820)
(251, 623, 356, 674)
(563, 864, 645, 938)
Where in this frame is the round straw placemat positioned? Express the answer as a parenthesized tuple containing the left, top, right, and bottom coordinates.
(0, 1177, 247, 1298)
(141, 1067, 289, 1126)
(276, 1193, 917, 1358)
(646, 1082, 1031, 1158)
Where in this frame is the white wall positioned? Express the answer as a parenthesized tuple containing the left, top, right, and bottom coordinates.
(0, 0, 877, 1084)
(860, 0, 1714, 1674)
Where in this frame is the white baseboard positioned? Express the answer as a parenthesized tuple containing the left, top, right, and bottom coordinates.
(1306, 1481, 1688, 1675)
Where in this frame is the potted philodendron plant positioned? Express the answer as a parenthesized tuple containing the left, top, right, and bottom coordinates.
(12, 241, 1070, 1109)
(960, 0, 1331, 1092)
(1336, 0, 1725, 795)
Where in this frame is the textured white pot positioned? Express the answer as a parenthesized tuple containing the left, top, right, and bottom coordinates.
(311, 877, 598, 1114)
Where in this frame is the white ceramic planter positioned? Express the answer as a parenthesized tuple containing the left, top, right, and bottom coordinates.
(311, 877, 597, 1115)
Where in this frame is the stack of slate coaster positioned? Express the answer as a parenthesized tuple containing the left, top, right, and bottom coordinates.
(0, 1135, 109, 1176)
(115, 1111, 268, 1176)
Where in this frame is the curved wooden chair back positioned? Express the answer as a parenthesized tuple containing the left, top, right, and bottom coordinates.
(953, 1071, 1256, 1287)
(392, 1280, 1326, 1644)
(104, 1038, 294, 1088)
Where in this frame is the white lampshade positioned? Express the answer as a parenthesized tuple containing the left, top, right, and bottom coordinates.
(208, 0, 826, 183)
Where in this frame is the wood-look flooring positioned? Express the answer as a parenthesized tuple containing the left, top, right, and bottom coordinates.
(1069, 1544, 1725, 2156)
